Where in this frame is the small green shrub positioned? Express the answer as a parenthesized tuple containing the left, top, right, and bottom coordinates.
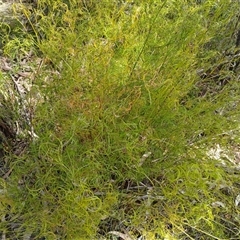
(1, 0, 240, 239)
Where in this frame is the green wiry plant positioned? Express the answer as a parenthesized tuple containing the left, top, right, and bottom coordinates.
(1, 0, 240, 239)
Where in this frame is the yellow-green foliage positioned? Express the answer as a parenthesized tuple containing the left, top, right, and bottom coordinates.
(1, 0, 240, 239)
